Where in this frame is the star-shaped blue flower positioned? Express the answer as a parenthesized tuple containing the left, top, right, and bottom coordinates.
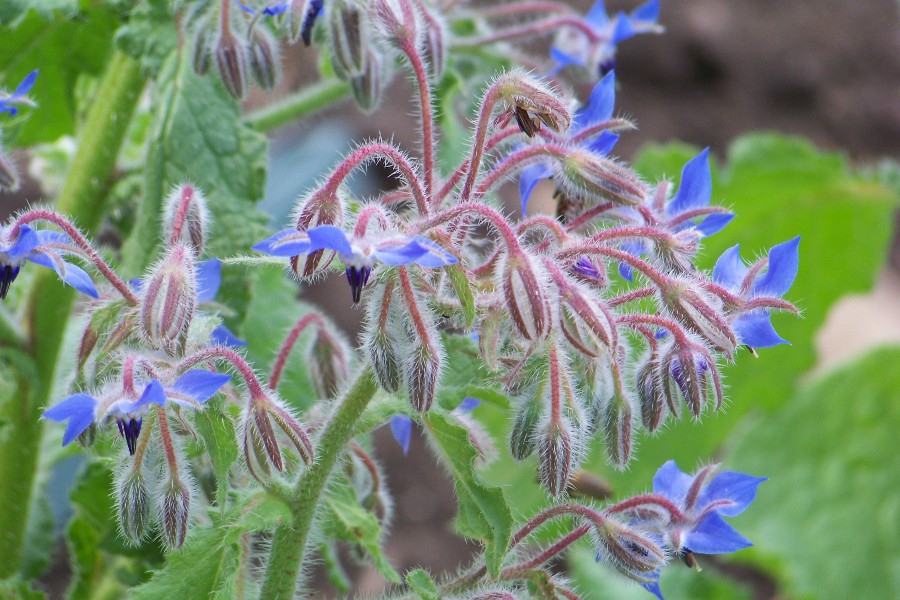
(551, 0, 661, 77)
(254, 225, 457, 303)
(519, 71, 621, 215)
(0, 70, 38, 117)
(0, 225, 98, 300)
(712, 237, 800, 347)
(43, 370, 231, 454)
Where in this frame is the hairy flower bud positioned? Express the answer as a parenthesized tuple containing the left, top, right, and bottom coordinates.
(406, 341, 441, 413)
(494, 70, 572, 137)
(538, 418, 573, 497)
(416, 2, 446, 80)
(556, 149, 648, 207)
(477, 309, 502, 372)
(600, 364, 635, 469)
(159, 478, 191, 549)
(660, 343, 722, 418)
(554, 272, 617, 359)
(509, 391, 543, 460)
(636, 354, 667, 432)
(329, 0, 369, 79)
(593, 520, 667, 583)
(583, 354, 615, 435)
(117, 467, 151, 543)
(309, 327, 351, 399)
(140, 244, 197, 355)
(162, 185, 209, 255)
(289, 0, 324, 46)
(242, 396, 313, 481)
(248, 27, 281, 91)
(350, 49, 384, 112)
(661, 283, 737, 355)
(191, 17, 214, 75)
(499, 251, 551, 342)
(365, 281, 403, 392)
(215, 32, 248, 100)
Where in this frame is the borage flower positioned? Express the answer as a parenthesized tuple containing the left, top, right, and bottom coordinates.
(254, 224, 457, 303)
(389, 397, 480, 456)
(0, 70, 38, 117)
(712, 237, 800, 347)
(238, 1, 289, 17)
(520, 70, 621, 215)
(551, 0, 661, 77)
(0, 224, 97, 300)
(43, 370, 231, 454)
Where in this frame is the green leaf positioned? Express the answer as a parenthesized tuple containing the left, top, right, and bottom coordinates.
(115, 0, 178, 76)
(0, 3, 119, 146)
(0, 579, 45, 600)
(726, 347, 900, 600)
(131, 492, 291, 599)
(446, 263, 476, 329)
(437, 334, 508, 411)
(424, 411, 512, 578)
(193, 405, 238, 509)
(66, 514, 106, 600)
(322, 477, 401, 583)
(405, 568, 439, 600)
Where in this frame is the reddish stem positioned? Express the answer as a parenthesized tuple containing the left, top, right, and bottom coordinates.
(399, 38, 436, 204)
(270, 313, 326, 391)
(178, 346, 266, 399)
(454, 16, 604, 47)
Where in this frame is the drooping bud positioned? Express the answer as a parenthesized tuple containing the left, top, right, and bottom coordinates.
(159, 478, 191, 549)
(660, 283, 737, 355)
(248, 27, 281, 91)
(365, 280, 403, 392)
(659, 342, 722, 418)
(477, 309, 502, 372)
(370, 0, 420, 48)
(308, 325, 351, 399)
(494, 69, 572, 137)
(214, 31, 249, 100)
(538, 418, 573, 497)
(329, 0, 369, 80)
(509, 391, 544, 460)
(416, 1, 446, 80)
(583, 353, 615, 435)
(553, 268, 617, 359)
(191, 16, 214, 75)
(139, 244, 197, 355)
(241, 395, 313, 481)
(406, 341, 441, 413)
(269, 402, 315, 464)
(556, 149, 648, 207)
(600, 362, 635, 469)
(117, 467, 151, 543)
(288, 0, 324, 46)
(162, 185, 209, 255)
(0, 146, 19, 193)
(593, 519, 667, 583)
(291, 187, 347, 277)
(350, 49, 384, 112)
(499, 251, 551, 342)
(636, 353, 667, 432)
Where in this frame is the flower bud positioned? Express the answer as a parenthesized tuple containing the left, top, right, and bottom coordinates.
(494, 70, 572, 136)
(370, 0, 420, 48)
(661, 284, 737, 355)
(509, 391, 543, 460)
(242, 397, 314, 481)
(583, 354, 615, 435)
(365, 281, 403, 392)
(555, 276, 617, 359)
(117, 467, 151, 543)
(636, 354, 667, 432)
(329, 0, 369, 79)
(417, 3, 446, 80)
(406, 342, 441, 413)
(600, 365, 635, 469)
(538, 418, 573, 497)
(215, 31, 248, 100)
(291, 188, 347, 277)
(248, 27, 281, 91)
(309, 327, 351, 399)
(289, 0, 324, 46)
(593, 520, 667, 583)
(660, 344, 722, 418)
(0, 146, 19, 193)
(269, 402, 315, 465)
(162, 185, 209, 255)
(159, 478, 191, 549)
(556, 149, 648, 207)
(499, 251, 551, 342)
(140, 244, 197, 355)
(191, 17, 214, 75)
(350, 49, 384, 113)
(477, 309, 502, 372)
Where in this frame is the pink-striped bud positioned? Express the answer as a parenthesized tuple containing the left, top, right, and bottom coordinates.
(163, 185, 209, 255)
(636, 354, 667, 432)
(557, 149, 648, 207)
(214, 31, 248, 100)
(159, 478, 191, 549)
(291, 188, 346, 277)
(509, 391, 543, 460)
(406, 341, 441, 413)
(140, 244, 197, 355)
(116, 466, 151, 543)
(191, 15, 214, 75)
(661, 283, 737, 355)
(495, 70, 572, 137)
(350, 49, 384, 113)
(248, 27, 281, 91)
(593, 519, 668, 583)
(241, 396, 314, 482)
(365, 280, 403, 392)
(659, 342, 722, 418)
(499, 251, 551, 342)
(600, 362, 635, 469)
(477, 309, 502, 372)
(554, 273, 617, 359)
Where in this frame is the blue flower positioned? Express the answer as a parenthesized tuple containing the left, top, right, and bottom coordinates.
(520, 71, 621, 215)
(618, 148, 734, 282)
(0, 70, 38, 117)
(254, 225, 457, 303)
(551, 1, 661, 77)
(389, 398, 479, 456)
(237, 1, 289, 17)
(712, 237, 800, 348)
(0, 225, 98, 300)
(43, 370, 231, 454)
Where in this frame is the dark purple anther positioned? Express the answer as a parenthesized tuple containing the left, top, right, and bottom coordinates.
(599, 57, 616, 77)
(0, 264, 20, 299)
(118, 418, 143, 455)
(345, 266, 372, 303)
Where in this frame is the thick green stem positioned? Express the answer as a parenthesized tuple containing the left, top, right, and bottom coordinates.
(259, 367, 378, 599)
(0, 51, 144, 577)
(245, 78, 351, 132)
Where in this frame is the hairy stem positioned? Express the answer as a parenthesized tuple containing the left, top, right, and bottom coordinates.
(245, 78, 352, 132)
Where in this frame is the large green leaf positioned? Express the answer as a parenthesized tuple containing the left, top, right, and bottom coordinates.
(0, 2, 119, 146)
(424, 411, 513, 578)
(725, 347, 900, 600)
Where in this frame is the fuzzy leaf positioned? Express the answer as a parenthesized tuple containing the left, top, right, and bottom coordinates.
(193, 405, 238, 509)
(406, 568, 439, 600)
(446, 263, 476, 329)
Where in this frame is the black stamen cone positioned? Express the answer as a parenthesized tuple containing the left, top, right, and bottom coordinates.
(346, 266, 372, 304)
(0, 264, 20, 300)
(120, 418, 142, 455)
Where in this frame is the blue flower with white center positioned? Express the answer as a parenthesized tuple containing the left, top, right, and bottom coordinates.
(520, 71, 621, 215)
(618, 148, 734, 282)
(43, 370, 231, 454)
(0, 70, 38, 117)
(712, 237, 800, 348)
(551, 0, 661, 77)
(638, 460, 765, 599)
(389, 398, 479, 456)
(253, 225, 458, 303)
(0, 224, 98, 300)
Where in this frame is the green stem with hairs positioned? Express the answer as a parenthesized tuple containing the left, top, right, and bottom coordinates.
(259, 367, 378, 599)
(0, 51, 144, 577)
(245, 78, 351, 132)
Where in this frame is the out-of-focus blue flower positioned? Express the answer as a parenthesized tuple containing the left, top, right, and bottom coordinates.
(0, 225, 98, 300)
(389, 398, 479, 456)
(520, 71, 621, 215)
(551, 1, 661, 77)
(43, 370, 231, 454)
(0, 70, 38, 117)
(254, 225, 457, 303)
(712, 237, 800, 347)
(618, 148, 734, 282)
(238, 0, 289, 16)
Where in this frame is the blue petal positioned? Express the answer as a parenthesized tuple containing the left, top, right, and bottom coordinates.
(390, 414, 412, 456)
(642, 579, 665, 600)
(456, 397, 480, 413)
(13, 70, 38, 98)
(733, 312, 789, 348)
(753, 236, 800, 297)
(519, 162, 554, 216)
(300, 0, 324, 45)
(573, 71, 616, 131)
(211, 324, 247, 347)
(373, 238, 427, 266)
(712, 245, 747, 290)
(409, 238, 458, 268)
(171, 370, 232, 404)
(652, 460, 693, 504)
(611, 12, 636, 44)
(632, 0, 660, 23)
(617, 240, 645, 283)
(585, 131, 619, 156)
(684, 512, 753, 554)
(668, 148, 711, 217)
(117, 380, 167, 414)
(237, 1, 256, 14)
(306, 225, 353, 255)
(197, 258, 222, 303)
(253, 229, 314, 257)
(43, 393, 97, 446)
(584, 0, 610, 28)
(263, 2, 288, 15)
(698, 471, 766, 517)
(694, 213, 734, 237)
(35, 229, 70, 246)
(549, 46, 587, 70)
(27, 254, 99, 298)
(3, 225, 40, 259)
